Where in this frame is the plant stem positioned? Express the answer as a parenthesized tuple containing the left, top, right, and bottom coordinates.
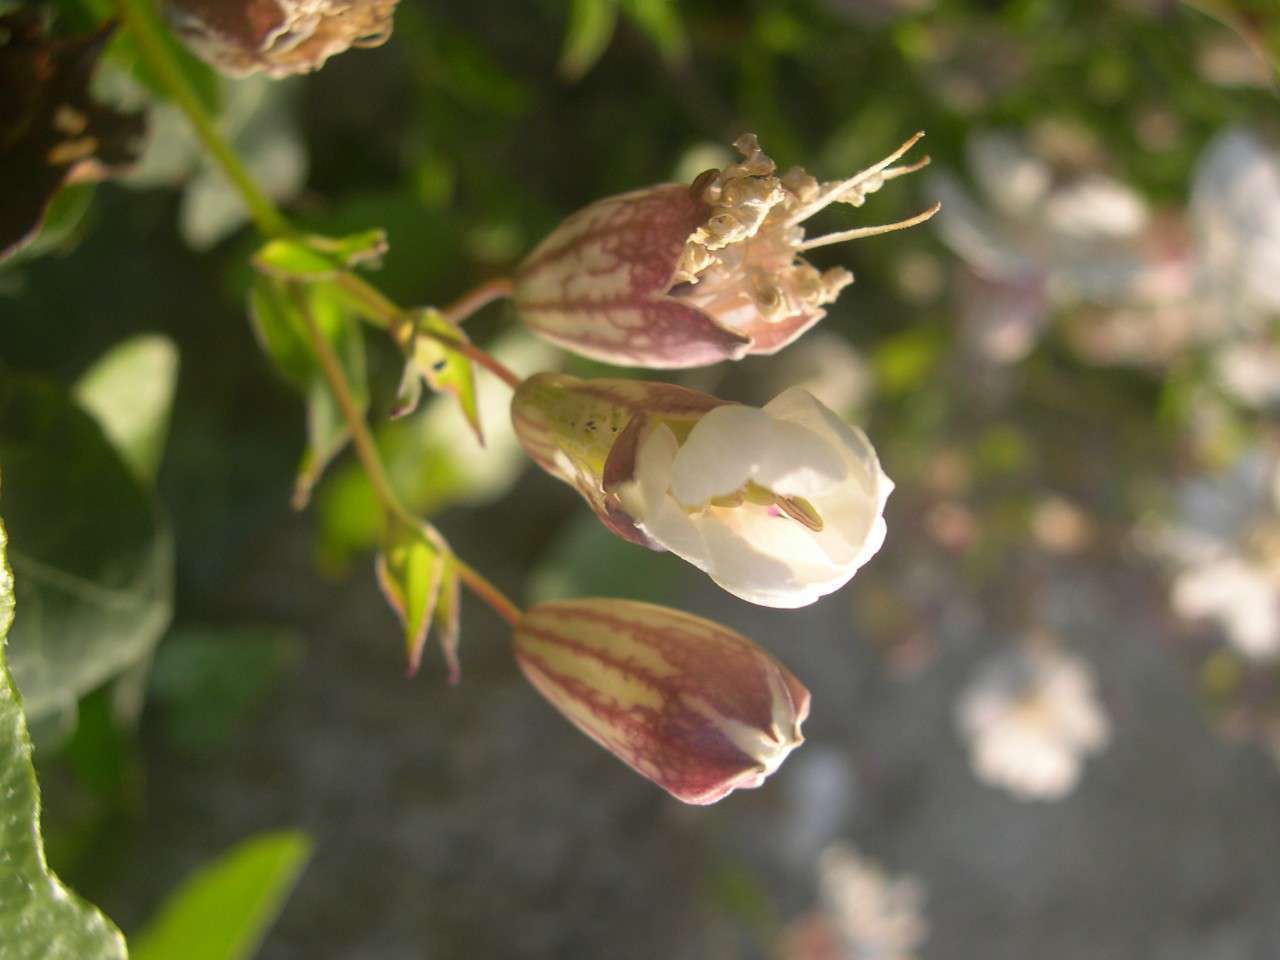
(292, 286, 522, 628)
(443, 277, 514, 326)
(114, 0, 292, 238)
(116, 0, 521, 391)
(120, 0, 525, 626)
(334, 273, 522, 389)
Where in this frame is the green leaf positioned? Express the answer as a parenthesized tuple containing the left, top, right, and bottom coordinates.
(73, 335, 180, 486)
(402, 308, 482, 444)
(559, 0, 619, 81)
(252, 240, 340, 282)
(248, 276, 313, 389)
(303, 230, 390, 269)
(0, 377, 173, 721)
(433, 559, 462, 685)
(251, 231, 389, 282)
(0, 487, 128, 960)
(247, 278, 369, 509)
(374, 520, 447, 677)
(130, 831, 312, 960)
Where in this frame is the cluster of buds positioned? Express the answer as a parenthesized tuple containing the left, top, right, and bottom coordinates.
(492, 133, 932, 802)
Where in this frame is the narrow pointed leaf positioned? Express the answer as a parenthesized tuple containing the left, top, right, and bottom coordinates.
(434, 560, 462, 684)
(374, 520, 448, 677)
(130, 831, 312, 960)
(252, 230, 388, 282)
(0, 488, 128, 960)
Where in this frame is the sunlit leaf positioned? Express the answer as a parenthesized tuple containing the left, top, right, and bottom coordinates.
(401, 307, 482, 444)
(559, 0, 619, 81)
(251, 230, 388, 282)
(73, 334, 180, 486)
(252, 239, 342, 281)
(374, 519, 447, 677)
(0, 377, 173, 721)
(0, 491, 128, 960)
(434, 559, 462, 684)
(304, 229, 389, 268)
(130, 831, 312, 960)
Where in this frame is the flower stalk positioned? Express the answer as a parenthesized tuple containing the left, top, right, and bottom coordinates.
(292, 285, 522, 627)
(116, 0, 519, 389)
(115, 0, 290, 237)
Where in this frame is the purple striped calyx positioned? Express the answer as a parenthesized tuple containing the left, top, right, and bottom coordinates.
(513, 598, 810, 805)
(513, 132, 936, 368)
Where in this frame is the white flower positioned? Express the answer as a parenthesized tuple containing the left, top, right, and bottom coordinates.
(780, 843, 928, 960)
(956, 645, 1110, 801)
(1152, 447, 1280, 660)
(616, 387, 893, 608)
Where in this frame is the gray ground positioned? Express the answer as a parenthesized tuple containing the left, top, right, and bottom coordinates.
(94, 481, 1280, 960)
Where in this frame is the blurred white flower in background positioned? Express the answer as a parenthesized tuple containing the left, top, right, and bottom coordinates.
(779, 843, 928, 960)
(1190, 129, 1280, 408)
(1151, 446, 1280, 660)
(931, 127, 1280, 385)
(930, 129, 1160, 363)
(956, 643, 1110, 800)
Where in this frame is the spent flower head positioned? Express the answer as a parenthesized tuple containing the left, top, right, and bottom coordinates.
(513, 133, 937, 368)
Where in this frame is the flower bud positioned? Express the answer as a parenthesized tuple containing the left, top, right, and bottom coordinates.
(511, 373, 893, 608)
(514, 598, 809, 805)
(513, 132, 937, 368)
(510, 372, 726, 547)
(164, 0, 397, 78)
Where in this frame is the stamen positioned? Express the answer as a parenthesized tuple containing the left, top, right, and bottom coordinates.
(795, 201, 941, 252)
(784, 131, 927, 227)
(775, 496, 824, 531)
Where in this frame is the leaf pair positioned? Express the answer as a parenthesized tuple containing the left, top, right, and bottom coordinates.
(374, 519, 462, 681)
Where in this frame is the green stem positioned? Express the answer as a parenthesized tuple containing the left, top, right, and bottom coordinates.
(115, 0, 292, 237)
(292, 285, 522, 627)
(334, 273, 522, 389)
(120, 0, 525, 626)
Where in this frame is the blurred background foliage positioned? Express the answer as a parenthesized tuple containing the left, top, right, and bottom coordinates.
(3, 0, 1280, 957)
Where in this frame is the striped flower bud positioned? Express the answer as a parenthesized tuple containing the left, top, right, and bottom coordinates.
(513, 132, 938, 368)
(511, 373, 893, 608)
(514, 598, 809, 805)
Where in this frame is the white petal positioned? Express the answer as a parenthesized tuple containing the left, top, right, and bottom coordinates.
(669, 404, 846, 507)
